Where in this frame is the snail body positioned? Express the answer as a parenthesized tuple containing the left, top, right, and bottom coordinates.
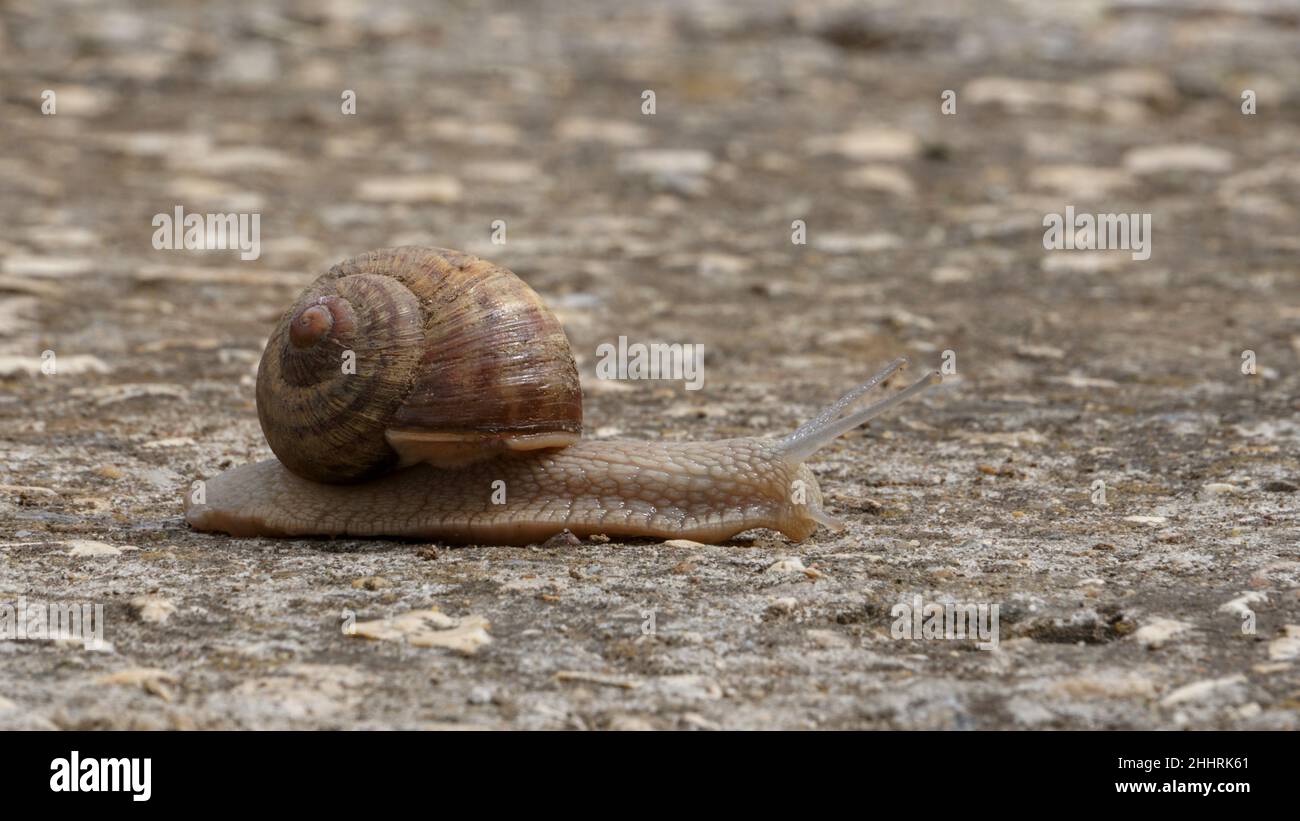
(185, 247, 937, 545)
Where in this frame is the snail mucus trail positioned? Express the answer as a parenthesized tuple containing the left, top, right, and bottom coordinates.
(185, 247, 939, 545)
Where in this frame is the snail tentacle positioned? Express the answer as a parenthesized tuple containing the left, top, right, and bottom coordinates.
(779, 363, 940, 464)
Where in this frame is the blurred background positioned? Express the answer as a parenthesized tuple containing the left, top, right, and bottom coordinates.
(0, 0, 1298, 729)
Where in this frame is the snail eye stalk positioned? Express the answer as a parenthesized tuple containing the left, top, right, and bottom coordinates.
(779, 362, 941, 464)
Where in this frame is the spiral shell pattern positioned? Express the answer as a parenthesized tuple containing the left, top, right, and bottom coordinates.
(256, 247, 583, 483)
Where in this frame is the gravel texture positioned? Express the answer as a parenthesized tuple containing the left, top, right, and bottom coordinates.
(1, 0, 1298, 729)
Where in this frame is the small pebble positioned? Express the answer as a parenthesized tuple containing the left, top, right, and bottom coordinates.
(1160, 674, 1246, 707)
(540, 530, 581, 549)
(66, 540, 132, 557)
(1133, 618, 1190, 649)
(129, 594, 177, 624)
(1267, 626, 1300, 661)
(1202, 482, 1238, 496)
(1124, 143, 1234, 175)
(355, 175, 462, 204)
(804, 127, 920, 161)
(766, 557, 807, 574)
(662, 539, 707, 549)
(1124, 515, 1167, 526)
(766, 597, 800, 618)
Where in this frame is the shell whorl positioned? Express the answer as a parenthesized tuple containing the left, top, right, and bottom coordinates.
(256, 247, 583, 483)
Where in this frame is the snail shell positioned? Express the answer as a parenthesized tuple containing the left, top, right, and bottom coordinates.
(255, 247, 582, 483)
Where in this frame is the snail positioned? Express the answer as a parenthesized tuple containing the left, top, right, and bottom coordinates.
(184, 247, 939, 545)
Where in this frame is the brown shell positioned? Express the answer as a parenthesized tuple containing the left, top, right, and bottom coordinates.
(256, 247, 583, 483)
